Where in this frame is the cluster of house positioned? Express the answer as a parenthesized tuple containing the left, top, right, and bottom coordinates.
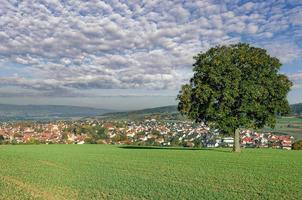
(240, 130, 294, 150)
(0, 120, 295, 149)
(0, 122, 87, 144)
(201, 130, 294, 150)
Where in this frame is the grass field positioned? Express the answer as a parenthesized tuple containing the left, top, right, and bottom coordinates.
(0, 145, 302, 200)
(261, 117, 302, 141)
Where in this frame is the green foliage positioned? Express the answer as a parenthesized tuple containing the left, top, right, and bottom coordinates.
(95, 127, 107, 139)
(292, 140, 302, 150)
(10, 139, 18, 145)
(88, 127, 108, 142)
(0, 145, 302, 199)
(0, 135, 4, 144)
(66, 124, 108, 142)
(177, 43, 292, 135)
(84, 137, 95, 144)
(61, 132, 68, 140)
(169, 136, 181, 146)
(96, 139, 106, 144)
(26, 138, 40, 145)
(112, 134, 127, 143)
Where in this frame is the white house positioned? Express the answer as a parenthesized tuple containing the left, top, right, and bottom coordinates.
(222, 137, 234, 147)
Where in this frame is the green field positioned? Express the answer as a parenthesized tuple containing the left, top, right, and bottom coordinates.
(0, 145, 302, 200)
(262, 117, 302, 140)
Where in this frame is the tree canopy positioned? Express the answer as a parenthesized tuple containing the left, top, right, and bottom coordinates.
(177, 43, 292, 152)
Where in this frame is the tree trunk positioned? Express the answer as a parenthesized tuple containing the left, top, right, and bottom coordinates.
(233, 128, 241, 153)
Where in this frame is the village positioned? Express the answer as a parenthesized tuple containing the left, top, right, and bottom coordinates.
(0, 119, 294, 149)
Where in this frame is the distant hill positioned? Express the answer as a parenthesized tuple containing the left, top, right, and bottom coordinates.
(291, 103, 302, 115)
(0, 102, 300, 121)
(102, 103, 302, 119)
(102, 105, 178, 119)
(0, 104, 112, 121)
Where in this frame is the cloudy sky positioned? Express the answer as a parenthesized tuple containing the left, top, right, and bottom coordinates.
(0, 0, 302, 110)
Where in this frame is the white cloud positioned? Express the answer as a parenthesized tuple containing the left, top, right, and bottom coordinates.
(0, 0, 301, 97)
(288, 72, 302, 89)
(247, 23, 258, 34)
(262, 40, 302, 63)
(242, 2, 254, 11)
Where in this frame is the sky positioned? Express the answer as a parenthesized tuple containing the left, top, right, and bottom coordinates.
(0, 0, 302, 110)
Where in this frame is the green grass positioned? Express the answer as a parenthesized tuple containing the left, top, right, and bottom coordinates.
(261, 117, 302, 140)
(0, 145, 302, 200)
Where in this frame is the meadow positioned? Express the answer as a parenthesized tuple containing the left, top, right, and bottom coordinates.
(261, 117, 302, 140)
(0, 145, 302, 200)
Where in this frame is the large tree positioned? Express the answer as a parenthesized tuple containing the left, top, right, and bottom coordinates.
(177, 43, 292, 152)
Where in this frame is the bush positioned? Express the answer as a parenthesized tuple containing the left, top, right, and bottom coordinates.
(84, 137, 96, 144)
(11, 139, 18, 145)
(0, 135, 4, 145)
(96, 139, 105, 144)
(292, 140, 302, 150)
(26, 138, 40, 145)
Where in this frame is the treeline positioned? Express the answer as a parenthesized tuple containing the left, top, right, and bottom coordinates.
(63, 124, 108, 143)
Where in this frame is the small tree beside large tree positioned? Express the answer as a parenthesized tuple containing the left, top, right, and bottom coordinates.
(177, 43, 292, 152)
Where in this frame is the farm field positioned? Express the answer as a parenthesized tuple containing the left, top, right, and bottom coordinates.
(0, 145, 302, 200)
(261, 117, 302, 140)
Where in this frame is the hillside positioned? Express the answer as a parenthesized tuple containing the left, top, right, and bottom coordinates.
(0, 103, 300, 121)
(0, 104, 112, 121)
(103, 103, 302, 119)
(102, 105, 178, 119)
(291, 103, 302, 115)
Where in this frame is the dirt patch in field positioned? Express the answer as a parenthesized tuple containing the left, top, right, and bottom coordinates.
(39, 160, 69, 171)
(1, 176, 65, 200)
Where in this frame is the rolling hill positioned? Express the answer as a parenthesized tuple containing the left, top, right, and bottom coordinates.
(103, 103, 302, 119)
(0, 104, 112, 121)
(291, 103, 302, 115)
(0, 102, 300, 121)
(102, 105, 178, 119)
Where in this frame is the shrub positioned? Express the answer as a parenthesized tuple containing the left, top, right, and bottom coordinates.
(25, 138, 40, 145)
(96, 139, 105, 144)
(11, 139, 18, 145)
(84, 137, 92, 144)
(292, 140, 302, 150)
(84, 137, 96, 144)
(0, 135, 4, 144)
